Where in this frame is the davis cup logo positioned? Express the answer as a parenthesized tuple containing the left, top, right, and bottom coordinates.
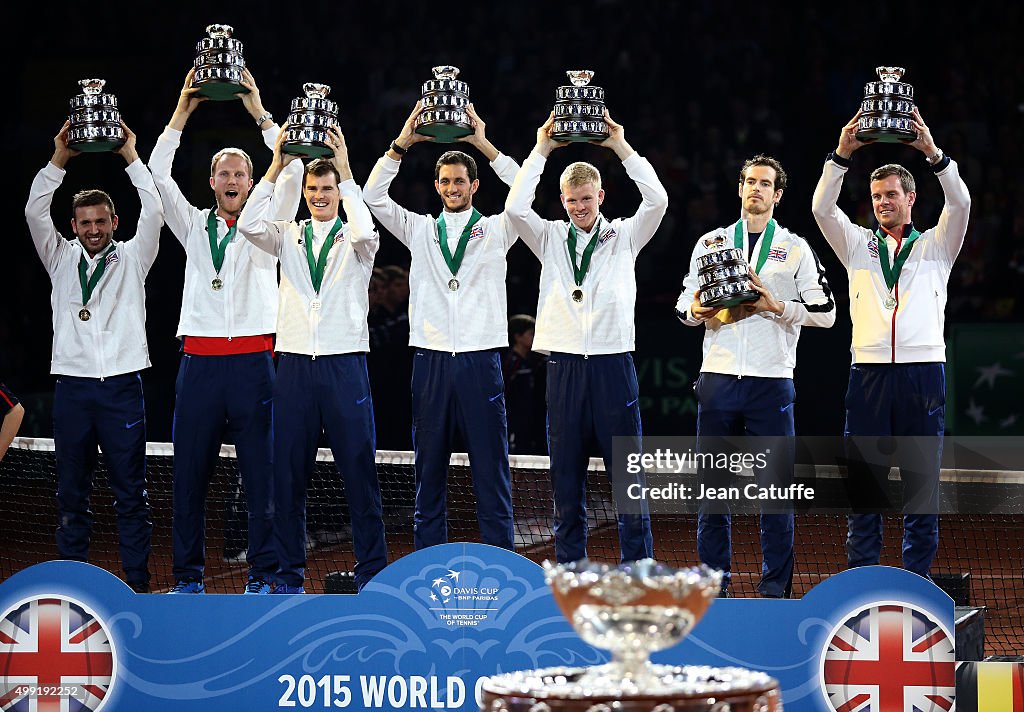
(0, 595, 117, 711)
(820, 601, 954, 712)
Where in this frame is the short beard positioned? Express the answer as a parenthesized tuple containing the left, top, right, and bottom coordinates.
(745, 198, 771, 215)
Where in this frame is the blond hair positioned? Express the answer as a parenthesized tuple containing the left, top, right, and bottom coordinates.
(559, 161, 602, 192)
(210, 147, 254, 178)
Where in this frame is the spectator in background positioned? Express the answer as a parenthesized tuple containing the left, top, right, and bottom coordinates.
(502, 315, 547, 455)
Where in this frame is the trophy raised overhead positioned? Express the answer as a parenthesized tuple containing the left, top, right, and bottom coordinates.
(481, 560, 781, 711)
(283, 83, 338, 158)
(192, 24, 249, 101)
(551, 70, 610, 142)
(414, 66, 473, 143)
(856, 67, 916, 143)
(67, 79, 126, 153)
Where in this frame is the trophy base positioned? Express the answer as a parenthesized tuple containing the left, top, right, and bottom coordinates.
(701, 289, 759, 309)
(855, 128, 916, 144)
(282, 141, 333, 158)
(69, 138, 126, 153)
(483, 664, 781, 711)
(194, 80, 250, 102)
(415, 121, 473, 143)
(551, 130, 609, 143)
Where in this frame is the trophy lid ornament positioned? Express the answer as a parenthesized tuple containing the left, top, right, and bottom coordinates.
(876, 66, 905, 82)
(567, 70, 595, 87)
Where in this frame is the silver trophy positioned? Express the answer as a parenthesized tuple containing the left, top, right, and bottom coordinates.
(551, 70, 610, 142)
(481, 560, 782, 711)
(192, 24, 248, 101)
(283, 83, 338, 158)
(415, 66, 472, 143)
(697, 248, 759, 308)
(856, 67, 916, 143)
(67, 79, 125, 153)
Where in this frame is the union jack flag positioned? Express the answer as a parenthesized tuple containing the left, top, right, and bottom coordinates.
(598, 227, 617, 246)
(767, 246, 788, 262)
(103, 251, 119, 268)
(332, 232, 346, 246)
(822, 603, 955, 712)
(0, 597, 115, 712)
(469, 224, 485, 241)
(867, 237, 880, 260)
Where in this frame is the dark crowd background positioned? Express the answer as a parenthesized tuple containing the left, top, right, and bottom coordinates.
(3, 1, 1021, 450)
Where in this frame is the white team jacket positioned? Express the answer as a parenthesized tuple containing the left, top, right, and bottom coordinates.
(25, 160, 163, 378)
(812, 157, 970, 364)
(148, 125, 302, 339)
(675, 219, 835, 378)
(237, 178, 377, 356)
(505, 149, 669, 355)
(362, 153, 520, 354)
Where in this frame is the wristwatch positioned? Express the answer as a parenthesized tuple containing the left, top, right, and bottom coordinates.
(925, 149, 944, 165)
(255, 111, 273, 127)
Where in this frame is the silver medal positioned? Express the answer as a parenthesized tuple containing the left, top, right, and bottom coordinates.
(883, 295, 897, 310)
(448, 278, 460, 291)
(79, 308, 91, 322)
(212, 277, 223, 291)
(571, 288, 584, 303)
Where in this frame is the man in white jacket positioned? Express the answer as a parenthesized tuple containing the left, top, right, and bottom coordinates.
(238, 126, 387, 593)
(148, 68, 301, 595)
(25, 120, 162, 593)
(362, 103, 520, 552)
(505, 111, 668, 564)
(811, 107, 970, 577)
(677, 155, 835, 597)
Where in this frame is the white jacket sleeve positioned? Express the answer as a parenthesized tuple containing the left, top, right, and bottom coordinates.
(490, 153, 522, 251)
(262, 124, 303, 222)
(236, 178, 285, 257)
(618, 153, 669, 255)
(504, 149, 553, 260)
(778, 239, 836, 328)
(24, 162, 73, 278)
(147, 126, 204, 248)
(123, 158, 164, 276)
(811, 158, 859, 269)
(931, 158, 971, 266)
(341, 180, 379, 263)
(362, 155, 416, 248)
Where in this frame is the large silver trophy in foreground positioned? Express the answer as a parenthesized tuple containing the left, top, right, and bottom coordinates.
(481, 560, 782, 711)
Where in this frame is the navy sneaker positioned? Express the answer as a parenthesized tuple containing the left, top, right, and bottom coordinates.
(168, 580, 206, 594)
(272, 584, 306, 594)
(244, 577, 272, 595)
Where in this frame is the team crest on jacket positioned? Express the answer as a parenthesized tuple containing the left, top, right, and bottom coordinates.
(332, 232, 345, 245)
(867, 237, 880, 260)
(703, 234, 726, 249)
(468, 224, 485, 241)
(597, 226, 617, 246)
(767, 246, 788, 262)
(0, 595, 118, 710)
(103, 251, 119, 268)
(820, 601, 954, 712)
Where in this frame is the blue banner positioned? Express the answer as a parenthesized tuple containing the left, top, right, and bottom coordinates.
(0, 544, 953, 711)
